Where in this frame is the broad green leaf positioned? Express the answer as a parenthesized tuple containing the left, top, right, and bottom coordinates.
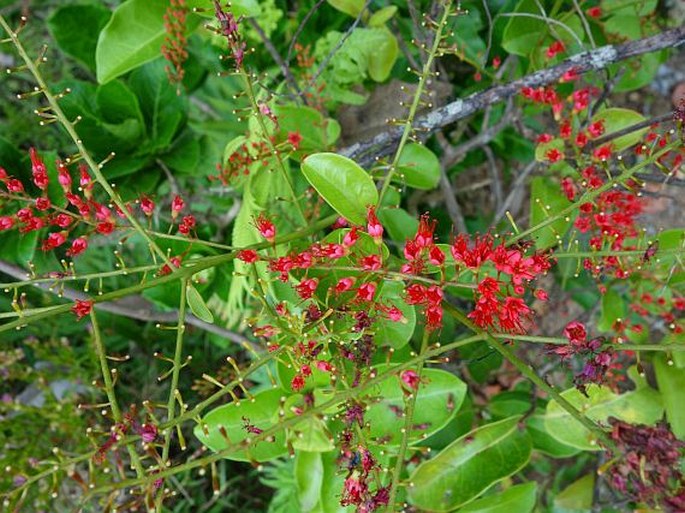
(656, 229, 685, 267)
(186, 0, 261, 17)
(366, 365, 466, 446)
(396, 143, 441, 190)
(295, 451, 324, 512)
(603, 0, 657, 16)
(373, 281, 416, 349)
(377, 207, 419, 243)
(326, 0, 365, 18)
(128, 60, 187, 151)
(186, 284, 214, 323)
(597, 288, 625, 332)
(274, 105, 340, 155)
(654, 354, 685, 439)
(459, 482, 537, 513)
(534, 138, 564, 163)
(97, 0, 197, 84)
(291, 417, 335, 452)
(526, 414, 580, 458)
(529, 176, 574, 250)
(553, 474, 594, 513)
(47, 3, 111, 71)
(368, 6, 397, 27)
(408, 416, 532, 511)
(544, 385, 664, 450)
(301, 153, 378, 225)
(194, 388, 288, 462)
(161, 130, 201, 174)
(316, 451, 348, 513)
(590, 108, 646, 151)
(501, 0, 547, 57)
(367, 28, 398, 82)
(613, 52, 663, 93)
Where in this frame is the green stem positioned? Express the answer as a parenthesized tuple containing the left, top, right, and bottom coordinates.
(443, 302, 616, 449)
(387, 330, 430, 511)
(377, 1, 452, 205)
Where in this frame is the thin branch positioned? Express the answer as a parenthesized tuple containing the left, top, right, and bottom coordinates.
(341, 25, 685, 167)
(285, 0, 326, 66)
(586, 113, 674, 150)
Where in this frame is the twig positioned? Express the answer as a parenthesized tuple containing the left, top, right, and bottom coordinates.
(436, 133, 468, 233)
(285, 0, 326, 66)
(483, 145, 503, 213)
(341, 25, 685, 167)
(247, 18, 306, 103)
(493, 160, 537, 226)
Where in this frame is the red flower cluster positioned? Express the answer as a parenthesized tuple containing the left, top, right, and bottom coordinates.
(161, 0, 189, 85)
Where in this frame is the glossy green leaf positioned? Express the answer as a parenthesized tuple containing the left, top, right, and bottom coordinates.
(295, 451, 324, 512)
(501, 0, 547, 57)
(459, 482, 537, 513)
(194, 388, 288, 461)
(544, 385, 664, 450)
(186, 0, 260, 17)
(275, 105, 340, 154)
(301, 153, 378, 225)
(396, 143, 441, 190)
(590, 108, 646, 151)
(377, 208, 418, 243)
(97, 0, 189, 83)
(291, 417, 335, 452)
(367, 28, 398, 82)
(373, 281, 416, 349)
(186, 285, 214, 323)
(368, 5, 397, 27)
(654, 354, 685, 439)
(408, 416, 532, 511)
(47, 4, 111, 71)
(326, 0, 365, 18)
(553, 474, 594, 513)
(597, 288, 626, 332)
(526, 414, 581, 458)
(366, 365, 466, 446)
(529, 176, 574, 250)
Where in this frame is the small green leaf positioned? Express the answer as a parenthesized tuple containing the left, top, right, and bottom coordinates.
(408, 416, 532, 512)
(526, 414, 580, 458)
(47, 3, 111, 71)
(553, 473, 594, 512)
(590, 108, 646, 151)
(295, 451, 324, 512)
(459, 482, 537, 513)
(186, 285, 214, 323)
(291, 417, 335, 452)
(367, 28, 398, 82)
(368, 5, 397, 27)
(377, 207, 419, 243)
(598, 288, 625, 332)
(373, 281, 416, 349)
(529, 176, 574, 250)
(544, 385, 663, 450)
(366, 365, 467, 447)
(186, 0, 261, 17)
(301, 153, 378, 225)
(396, 143, 441, 190)
(194, 388, 288, 462)
(654, 354, 685, 439)
(326, 0, 365, 18)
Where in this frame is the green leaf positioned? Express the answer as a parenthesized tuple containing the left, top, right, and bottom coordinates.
(408, 416, 532, 512)
(186, 284, 214, 323)
(295, 451, 324, 512)
(377, 207, 418, 243)
(526, 414, 581, 458)
(194, 388, 288, 462)
(186, 0, 261, 17)
(590, 108, 646, 151)
(291, 417, 335, 452)
(373, 281, 416, 349)
(366, 365, 466, 447)
(368, 6, 397, 27)
(654, 354, 685, 439)
(396, 143, 441, 190)
(47, 3, 111, 71)
(326, 0, 365, 18)
(553, 474, 594, 513)
(501, 0, 547, 57)
(459, 482, 537, 513)
(613, 52, 663, 93)
(301, 153, 378, 225)
(274, 105, 340, 155)
(597, 288, 625, 332)
(544, 385, 664, 450)
(529, 176, 574, 250)
(367, 28, 398, 82)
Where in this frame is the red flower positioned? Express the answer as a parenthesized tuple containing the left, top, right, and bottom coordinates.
(415, 214, 436, 248)
(593, 145, 612, 161)
(563, 321, 587, 343)
(334, 277, 355, 293)
(400, 370, 421, 390)
(545, 40, 565, 59)
(57, 160, 72, 191)
(140, 196, 155, 216)
(6, 178, 24, 193)
(536, 133, 554, 143)
(546, 148, 563, 162)
(366, 206, 383, 241)
(0, 216, 14, 231)
(30, 148, 49, 190)
(291, 373, 305, 391)
(171, 195, 184, 218)
(588, 120, 605, 138)
(492, 56, 501, 69)
(587, 6, 601, 18)
(360, 254, 382, 271)
(561, 177, 576, 201)
(35, 197, 51, 211)
(67, 237, 88, 257)
(237, 249, 258, 263)
(72, 299, 93, 320)
(178, 214, 196, 235)
(296, 278, 318, 299)
(41, 231, 67, 251)
(287, 131, 303, 150)
(254, 213, 276, 242)
(405, 283, 427, 305)
(356, 282, 377, 302)
(451, 234, 493, 269)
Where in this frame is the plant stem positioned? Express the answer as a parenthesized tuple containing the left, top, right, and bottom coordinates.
(377, 1, 452, 205)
